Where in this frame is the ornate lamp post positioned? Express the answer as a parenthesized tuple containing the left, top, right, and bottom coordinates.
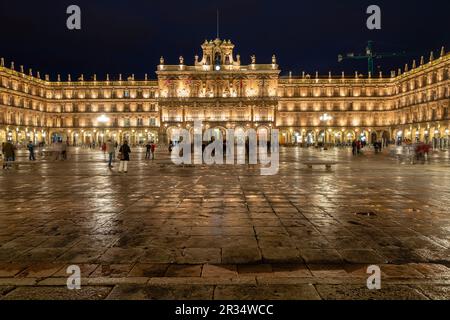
(320, 113, 333, 149)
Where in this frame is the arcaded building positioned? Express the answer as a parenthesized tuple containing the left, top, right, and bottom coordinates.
(0, 39, 449, 148)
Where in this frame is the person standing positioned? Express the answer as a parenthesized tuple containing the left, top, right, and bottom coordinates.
(102, 142, 107, 155)
(2, 141, 15, 169)
(0, 145, 4, 170)
(151, 141, 156, 160)
(118, 141, 131, 173)
(145, 141, 152, 160)
(106, 139, 115, 168)
(27, 140, 36, 161)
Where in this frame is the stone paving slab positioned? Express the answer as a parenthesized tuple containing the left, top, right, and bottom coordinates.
(214, 284, 321, 300)
(414, 285, 450, 300)
(0, 286, 15, 298)
(1, 286, 112, 300)
(106, 284, 215, 300)
(315, 284, 429, 300)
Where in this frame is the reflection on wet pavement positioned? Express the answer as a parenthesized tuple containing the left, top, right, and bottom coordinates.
(0, 146, 449, 299)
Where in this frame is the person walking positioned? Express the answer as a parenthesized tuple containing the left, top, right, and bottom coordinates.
(54, 141, 62, 160)
(0, 145, 4, 170)
(61, 141, 68, 160)
(145, 141, 152, 160)
(106, 139, 115, 168)
(27, 140, 36, 161)
(352, 139, 357, 155)
(118, 141, 131, 173)
(151, 141, 156, 160)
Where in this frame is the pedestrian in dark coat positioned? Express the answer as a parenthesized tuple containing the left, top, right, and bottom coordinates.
(118, 141, 131, 173)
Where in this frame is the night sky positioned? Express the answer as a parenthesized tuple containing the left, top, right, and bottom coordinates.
(0, 0, 449, 79)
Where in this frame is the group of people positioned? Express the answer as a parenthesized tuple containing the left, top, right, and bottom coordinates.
(351, 139, 385, 155)
(2, 137, 160, 173)
(1, 140, 39, 169)
(52, 140, 68, 160)
(373, 141, 383, 153)
(145, 141, 156, 160)
(351, 139, 364, 155)
(100, 140, 156, 173)
(101, 139, 128, 171)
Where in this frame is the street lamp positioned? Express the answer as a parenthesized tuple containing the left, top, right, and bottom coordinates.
(320, 113, 333, 149)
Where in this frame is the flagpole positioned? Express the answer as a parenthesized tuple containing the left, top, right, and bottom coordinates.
(217, 9, 219, 39)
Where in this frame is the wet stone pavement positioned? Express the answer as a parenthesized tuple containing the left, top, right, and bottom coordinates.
(0, 146, 450, 300)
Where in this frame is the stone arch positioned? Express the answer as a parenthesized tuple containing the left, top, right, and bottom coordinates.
(234, 126, 247, 144)
(204, 126, 226, 142)
(279, 129, 290, 145)
(392, 128, 405, 145)
(49, 130, 65, 143)
(305, 130, 316, 145)
(166, 126, 183, 144)
(257, 125, 271, 142)
(82, 130, 96, 145)
(380, 130, 390, 141)
(0, 127, 8, 144)
(345, 130, 356, 143)
(370, 131, 378, 143)
(120, 130, 133, 144)
(333, 130, 343, 144)
(71, 130, 81, 146)
(358, 130, 369, 143)
(145, 129, 159, 143)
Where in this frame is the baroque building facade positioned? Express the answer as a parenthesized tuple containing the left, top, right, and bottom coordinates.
(0, 39, 449, 148)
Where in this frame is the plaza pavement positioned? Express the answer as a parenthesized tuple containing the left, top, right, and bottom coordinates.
(0, 145, 449, 300)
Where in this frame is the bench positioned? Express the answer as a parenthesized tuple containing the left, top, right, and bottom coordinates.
(303, 161, 337, 169)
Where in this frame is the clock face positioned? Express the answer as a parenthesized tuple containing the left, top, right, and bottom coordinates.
(215, 65, 221, 71)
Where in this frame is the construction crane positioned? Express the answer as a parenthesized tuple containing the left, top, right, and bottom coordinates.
(338, 41, 405, 75)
